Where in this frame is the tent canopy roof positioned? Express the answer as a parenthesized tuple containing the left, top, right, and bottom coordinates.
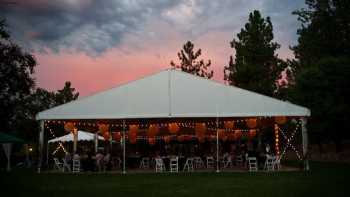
(48, 130, 104, 143)
(37, 69, 310, 120)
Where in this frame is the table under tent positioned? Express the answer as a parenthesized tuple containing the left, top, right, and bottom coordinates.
(36, 69, 310, 173)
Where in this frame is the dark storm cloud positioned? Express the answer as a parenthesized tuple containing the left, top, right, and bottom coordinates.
(0, 0, 182, 54)
(0, 0, 305, 56)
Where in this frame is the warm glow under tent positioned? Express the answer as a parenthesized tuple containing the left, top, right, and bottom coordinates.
(48, 130, 104, 143)
(36, 69, 310, 120)
(36, 69, 311, 173)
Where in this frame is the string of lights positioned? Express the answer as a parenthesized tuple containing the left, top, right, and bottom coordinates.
(45, 123, 67, 155)
(278, 122, 302, 160)
(44, 117, 270, 129)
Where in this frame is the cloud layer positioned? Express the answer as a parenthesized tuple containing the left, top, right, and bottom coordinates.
(1, 0, 305, 96)
(1, 0, 303, 55)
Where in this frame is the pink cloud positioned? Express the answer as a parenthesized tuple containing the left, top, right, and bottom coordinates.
(34, 27, 293, 97)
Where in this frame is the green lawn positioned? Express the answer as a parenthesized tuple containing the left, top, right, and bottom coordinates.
(1, 161, 349, 197)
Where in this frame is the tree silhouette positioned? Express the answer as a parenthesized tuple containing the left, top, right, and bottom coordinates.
(55, 81, 79, 105)
(290, 0, 350, 151)
(224, 10, 284, 97)
(171, 41, 213, 79)
(0, 19, 36, 132)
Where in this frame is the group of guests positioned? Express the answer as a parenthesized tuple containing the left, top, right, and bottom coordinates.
(63, 150, 113, 172)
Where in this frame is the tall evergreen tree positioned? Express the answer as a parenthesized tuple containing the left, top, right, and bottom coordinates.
(292, 0, 350, 66)
(170, 41, 213, 79)
(224, 10, 284, 97)
(291, 0, 350, 151)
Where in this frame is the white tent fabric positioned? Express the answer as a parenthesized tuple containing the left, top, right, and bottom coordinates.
(37, 69, 310, 120)
(48, 130, 104, 143)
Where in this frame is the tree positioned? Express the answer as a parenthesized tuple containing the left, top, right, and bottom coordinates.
(54, 81, 79, 105)
(18, 83, 79, 143)
(0, 20, 36, 132)
(224, 10, 285, 97)
(290, 0, 350, 151)
(292, 57, 350, 150)
(292, 0, 350, 66)
(170, 41, 213, 79)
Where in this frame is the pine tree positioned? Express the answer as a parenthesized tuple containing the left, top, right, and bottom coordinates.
(55, 81, 79, 105)
(170, 41, 213, 79)
(291, 0, 350, 151)
(292, 0, 350, 66)
(224, 10, 284, 97)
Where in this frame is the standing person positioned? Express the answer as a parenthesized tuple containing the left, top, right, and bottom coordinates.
(265, 143, 271, 155)
(96, 151, 104, 172)
(104, 152, 111, 171)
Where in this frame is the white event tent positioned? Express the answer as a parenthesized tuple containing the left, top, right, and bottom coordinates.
(48, 130, 104, 143)
(36, 69, 310, 173)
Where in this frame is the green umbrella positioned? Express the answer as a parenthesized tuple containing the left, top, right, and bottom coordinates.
(0, 132, 24, 143)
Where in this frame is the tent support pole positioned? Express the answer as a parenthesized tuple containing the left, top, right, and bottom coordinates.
(38, 120, 44, 173)
(301, 117, 309, 171)
(122, 119, 126, 174)
(73, 128, 78, 154)
(46, 142, 49, 165)
(94, 133, 98, 153)
(216, 116, 220, 173)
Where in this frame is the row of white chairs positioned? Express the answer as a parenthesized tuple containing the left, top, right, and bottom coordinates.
(53, 158, 80, 173)
(247, 155, 281, 172)
(142, 155, 253, 172)
(153, 156, 216, 173)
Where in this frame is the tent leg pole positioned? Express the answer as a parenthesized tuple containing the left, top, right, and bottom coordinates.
(122, 120, 126, 174)
(301, 117, 309, 171)
(216, 116, 220, 173)
(95, 133, 98, 153)
(73, 128, 78, 154)
(46, 142, 49, 166)
(38, 120, 44, 173)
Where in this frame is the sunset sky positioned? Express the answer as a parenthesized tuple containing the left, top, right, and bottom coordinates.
(1, 0, 305, 97)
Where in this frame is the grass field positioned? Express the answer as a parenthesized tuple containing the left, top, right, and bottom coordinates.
(1, 161, 349, 197)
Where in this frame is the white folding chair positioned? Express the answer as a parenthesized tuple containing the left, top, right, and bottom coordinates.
(53, 158, 63, 172)
(62, 158, 71, 172)
(170, 156, 179, 173)
(206, 156, 214, 169)
(183, 158, 194, 172)
(72, 159, 80, 173)
(155, 158, 165, 173)
(194, 157, 205, 169)
(224, 156, 233, 168)
(273, 155, 281, 170)
(264, 155, 274, 171)
(139, 157, 150, 169)
(247, 157, 258, 172)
